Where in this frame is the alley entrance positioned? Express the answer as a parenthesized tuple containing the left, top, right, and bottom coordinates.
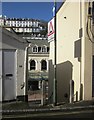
(28, 71, 48, 105)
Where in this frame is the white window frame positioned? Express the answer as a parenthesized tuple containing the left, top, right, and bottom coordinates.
(32, 45, 38, 53)
(42, 45, 47, 53)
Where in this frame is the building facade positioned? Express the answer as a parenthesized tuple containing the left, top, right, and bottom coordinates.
(0, 15, 49, 102)
(28, 40, 49, 90)
(0, 15, 47, 40)
(49, 1, 94, 104)
(0, 28, 28, 102)
(27, 39, 49, 103)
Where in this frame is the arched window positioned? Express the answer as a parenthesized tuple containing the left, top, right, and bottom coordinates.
(38, 47, 41, 52)
(47, 47, 49, 52)
(41, 60, 47, 70)
(32, 45, 38, 53)
(30, 60, 36, 70)
(42, 46, 47, 53)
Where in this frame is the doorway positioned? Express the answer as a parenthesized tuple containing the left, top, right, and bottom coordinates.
(3, 50, 16, 101)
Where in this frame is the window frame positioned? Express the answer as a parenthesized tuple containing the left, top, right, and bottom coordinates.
(42, 45, 47, 53)
(32, 45, 38, 53)
(41, 60, 47, 71)
(30, 60, 36, 70)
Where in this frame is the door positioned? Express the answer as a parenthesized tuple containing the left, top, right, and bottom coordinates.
(3, 50, 16, 101)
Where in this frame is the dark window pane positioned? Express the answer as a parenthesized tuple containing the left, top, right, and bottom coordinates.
(47, 47, 49, 52)
(30, 60, 36, 70)
(33, 46, 37, 53)
(42, 46, 46, 53)
(38, 47, 41, 52)
(41, 60, 47, 70)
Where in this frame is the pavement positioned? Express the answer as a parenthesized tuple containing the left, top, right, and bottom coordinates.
(1, 99, 94, 119)
(1, 99, 94, 111)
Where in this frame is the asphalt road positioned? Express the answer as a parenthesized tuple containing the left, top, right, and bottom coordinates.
(2, 109, 94, 120)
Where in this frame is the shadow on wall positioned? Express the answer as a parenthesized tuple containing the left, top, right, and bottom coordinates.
(57, 61, 73, 103)
(48, 60, 54, 104)
(80, 83, 83, 101)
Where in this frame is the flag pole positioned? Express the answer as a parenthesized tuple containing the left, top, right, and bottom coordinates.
(53, 0, 57, 105)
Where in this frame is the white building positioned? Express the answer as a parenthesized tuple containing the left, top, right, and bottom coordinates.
(0, 15, 49, 103)
(0, 15, 47, 40)
(0, 27, 28, 102)
(48, 1, 94, 104)
(28, 40, 49, 90)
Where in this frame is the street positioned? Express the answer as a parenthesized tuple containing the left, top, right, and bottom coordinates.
(2, 109, 94, 119)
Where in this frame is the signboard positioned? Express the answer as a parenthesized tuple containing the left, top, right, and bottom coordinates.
(48, 18, 54, 42)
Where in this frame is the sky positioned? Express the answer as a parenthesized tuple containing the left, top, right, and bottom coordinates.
(2, 2, 62, 22)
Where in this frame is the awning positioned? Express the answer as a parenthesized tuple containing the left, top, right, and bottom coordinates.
(28, 71, 48, 81)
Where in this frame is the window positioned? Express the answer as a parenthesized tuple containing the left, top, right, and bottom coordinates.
(42, 46, 47, 53)
(47, 47, 49, 52)
(41, 60, 47, 70)
(17, 28, 19, 31)
(33, 28, 35, 32)
(33, 21, 36, 26)
(30, 60, 36, 70)
(32, 46, 38, 53)
(38, 47, 41, 52)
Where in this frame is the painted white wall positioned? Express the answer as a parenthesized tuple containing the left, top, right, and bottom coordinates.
(16, 49, 26, 97)
(49, 1, 93, 103)
(1, 29, 28, 101)
(81, 2, 93, 100)
(28, 55, 49, 71)
(57, 2, 81, 102)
